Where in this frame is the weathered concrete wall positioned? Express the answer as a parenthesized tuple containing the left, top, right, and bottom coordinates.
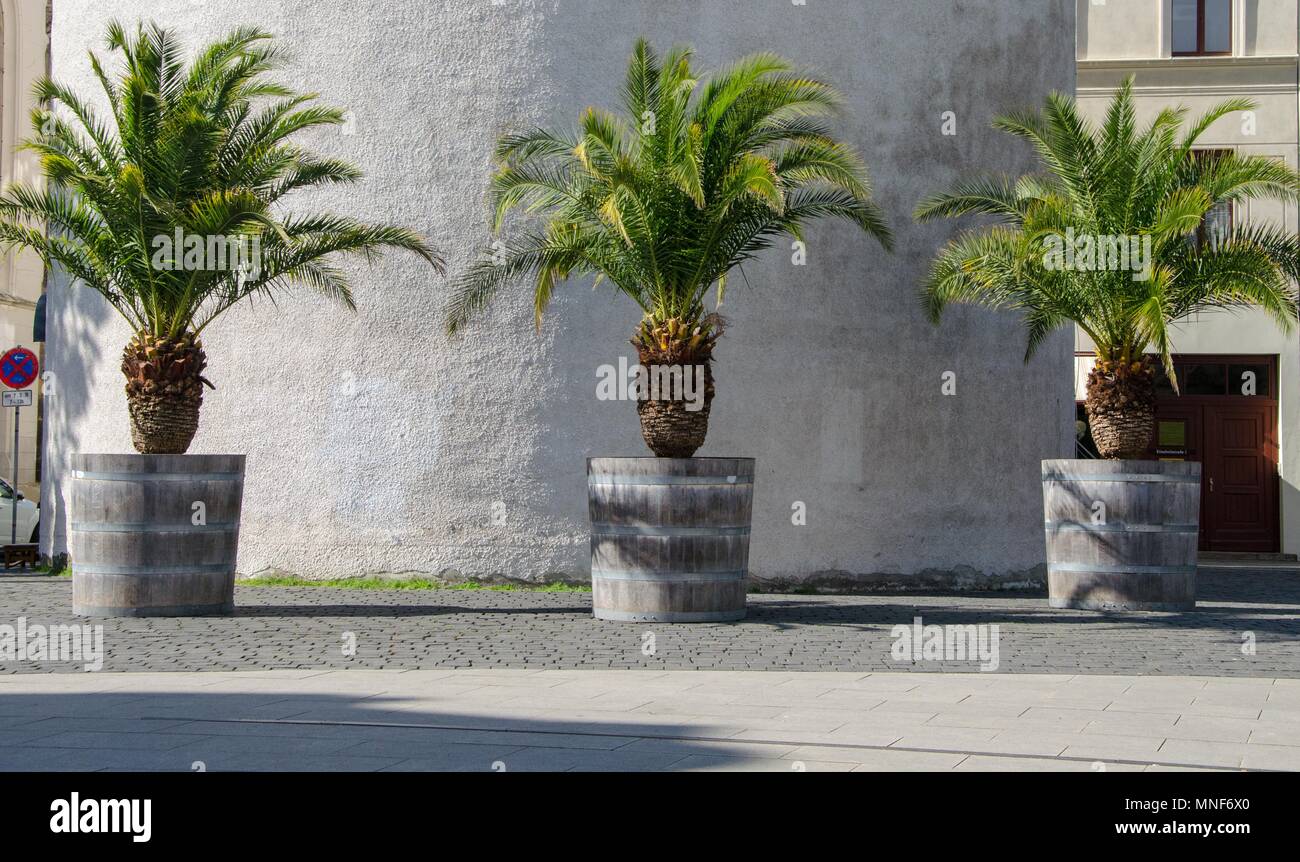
(43, 0, 1076, 588)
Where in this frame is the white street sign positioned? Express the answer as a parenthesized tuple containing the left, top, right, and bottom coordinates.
(2, 390, 32, 407)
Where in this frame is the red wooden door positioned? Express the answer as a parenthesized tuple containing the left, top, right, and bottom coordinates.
(1202, 402, 1279, 552)
(1147, 355, 1280, 553)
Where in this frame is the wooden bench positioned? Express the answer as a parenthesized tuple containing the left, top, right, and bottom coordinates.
(3, 544, 39, 570)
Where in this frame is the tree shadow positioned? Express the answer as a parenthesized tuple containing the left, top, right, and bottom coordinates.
(40, 270, 112, 565)
(745, 567, 1300, 639)
(0, 689, 794, 772)
(1196, 567, 1300, 605)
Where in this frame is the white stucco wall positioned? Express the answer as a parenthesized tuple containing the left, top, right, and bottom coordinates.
(43, 0, 1076, 587)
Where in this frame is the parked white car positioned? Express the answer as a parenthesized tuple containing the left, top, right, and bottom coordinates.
(0, 479, 39, 544)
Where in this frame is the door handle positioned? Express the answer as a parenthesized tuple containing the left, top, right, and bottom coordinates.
(1209, 477, 1214, 492)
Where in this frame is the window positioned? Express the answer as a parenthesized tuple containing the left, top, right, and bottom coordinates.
(1197, 199, 1233, 247)
(1173, 0, 1233, 56)
(1191, 150, 1233, 248)
(1229, 364, 1270, 397)
(1184, 363, 1228, 395)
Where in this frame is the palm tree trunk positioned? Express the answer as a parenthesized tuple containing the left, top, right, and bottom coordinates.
(633, 346, 714, 458)
(1085, 357, 1156, 460)
(121, 332, 208, 455)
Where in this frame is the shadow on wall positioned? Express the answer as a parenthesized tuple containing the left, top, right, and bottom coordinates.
(39, 272, 111, 566)
(0, 690, 789, 771)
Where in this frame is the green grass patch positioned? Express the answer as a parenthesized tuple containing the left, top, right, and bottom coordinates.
(16, 564, 66, 577)
(235, 575, 590, 592)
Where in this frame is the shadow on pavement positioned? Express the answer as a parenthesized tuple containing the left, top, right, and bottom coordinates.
(0, 689, 795, 772)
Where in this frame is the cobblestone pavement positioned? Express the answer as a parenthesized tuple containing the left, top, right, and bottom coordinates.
(2, 567, 1298, 676)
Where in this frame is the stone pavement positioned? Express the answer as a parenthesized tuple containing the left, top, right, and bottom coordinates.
(2, 669, 1298, 771)
(1, 568, 1298, 676)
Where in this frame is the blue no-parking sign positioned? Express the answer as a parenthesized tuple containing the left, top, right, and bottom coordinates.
(0, 347, 38, 390)
(0, 345, 37, 547)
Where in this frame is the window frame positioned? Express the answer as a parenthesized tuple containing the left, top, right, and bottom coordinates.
(1172, 0, 1234, 58)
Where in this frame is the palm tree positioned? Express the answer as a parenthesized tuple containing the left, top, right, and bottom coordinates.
(0, 21, 442, 454)
(447, 39, 891, 457)
(915, 79, 1298, 460)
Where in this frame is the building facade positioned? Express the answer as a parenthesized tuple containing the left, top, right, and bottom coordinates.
(0, 0, 48, 502)
(41, 0, 1077, 586)
(1076, 0, 1300, 555)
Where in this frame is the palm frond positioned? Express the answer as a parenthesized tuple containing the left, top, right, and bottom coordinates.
(0, 20, 441, 342)
(447, 39, 889, 335)
(917, 75, 1300, 371)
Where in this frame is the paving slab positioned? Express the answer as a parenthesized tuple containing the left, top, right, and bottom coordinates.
(672, 755, 857, 772)
(2, 668, 1299, 771)
(956, 755, 1145, 772)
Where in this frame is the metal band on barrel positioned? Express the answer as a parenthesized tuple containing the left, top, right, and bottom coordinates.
(1048, 563, 1197, 575)
(588, 474, 751, 486)
(1044, 522, 1199, 534)
(591, 524, 750, 537)
(73, 470, 244, 482)
(1042, 473, 1199, 484)
(591, 568, 747, 582)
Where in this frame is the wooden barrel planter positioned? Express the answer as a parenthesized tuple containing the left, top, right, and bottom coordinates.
(588, 457, 754, 622)
(1042, 459, 1200, 611)
(70, 454, 245, 617)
